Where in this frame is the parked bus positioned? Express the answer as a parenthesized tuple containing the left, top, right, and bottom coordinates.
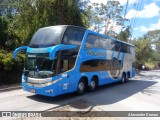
(13, 25, 135, 97)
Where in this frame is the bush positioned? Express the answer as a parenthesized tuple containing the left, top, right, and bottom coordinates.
(0, 49, 25, 84)
(145, 62, 155, 70)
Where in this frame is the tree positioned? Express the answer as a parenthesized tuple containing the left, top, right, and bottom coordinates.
(0, 0, 85, 49)
(0, 16, 8, 48)
(0, 0, 86, 84)
(87, 0, 126, 37)
(143, 30, 160, 63)
(100, 1, 125, 36)
(116, 26, 131, 42)
(130, 37, 153, 67)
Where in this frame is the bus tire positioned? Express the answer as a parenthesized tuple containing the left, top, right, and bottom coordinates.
(89, 77, 97, 91)
(126, 72, 130, 82)
(77, 78, 86, 95)
(121, 73, 127, 83)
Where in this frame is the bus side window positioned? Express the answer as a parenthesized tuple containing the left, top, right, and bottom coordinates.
(60, 60, 69, 73)
(69, 57, 76, 69)
(115, 41, 121, 51)
(60, 57, 76, 73)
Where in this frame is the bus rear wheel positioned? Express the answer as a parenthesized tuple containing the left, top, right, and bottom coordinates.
(121, 73, 127, 83)
(89, 77, 97, 91)
(77, 79, 86, 95)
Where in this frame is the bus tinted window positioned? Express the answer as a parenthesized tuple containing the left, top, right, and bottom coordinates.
(80, 59, 111, 72)
(85, 34, 97, 48)
(115, 41, 122, 52)
(98, 37, 109, 49)
(114, 41, 129, 53)
(85, 34, 115, 50)
(29, 26, 65, 47)
(105, 38, 115, 50)
(62, 27, 85, 45)
(121, 43, 128, 53)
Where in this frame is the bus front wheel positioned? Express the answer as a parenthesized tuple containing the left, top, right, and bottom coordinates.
(77, 79, 86, 95)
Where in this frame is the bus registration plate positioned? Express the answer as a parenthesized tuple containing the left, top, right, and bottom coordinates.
(30, 89, 35, 93)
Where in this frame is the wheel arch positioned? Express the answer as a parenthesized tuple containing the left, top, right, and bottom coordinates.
(127, 71, 130, 78)
(80, 76, 88, 88)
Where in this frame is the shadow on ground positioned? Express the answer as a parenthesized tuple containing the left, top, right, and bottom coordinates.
(27, 79, 157, 110)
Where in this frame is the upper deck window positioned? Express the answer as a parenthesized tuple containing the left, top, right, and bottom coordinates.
(85, 33, 133, 54)
(85, 33, 115, 50)
(29, 26, 65, 48)
(62, 26, 86, 46)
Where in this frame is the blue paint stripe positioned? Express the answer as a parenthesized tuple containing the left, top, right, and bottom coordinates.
(121, 53, 125, 67)
(111, 51, 114, 58)
(117, 51, 121, 59)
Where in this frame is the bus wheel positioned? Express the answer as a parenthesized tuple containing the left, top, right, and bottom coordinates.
(121, 73, 126, 83)
(77, 79, 86, 95)
(89, 77, 97, 91)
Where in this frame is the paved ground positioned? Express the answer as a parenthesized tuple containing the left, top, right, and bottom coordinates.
(0, 70, 160, 119)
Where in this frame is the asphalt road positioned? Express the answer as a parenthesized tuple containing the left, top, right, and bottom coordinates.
(0, 70, 160, 118)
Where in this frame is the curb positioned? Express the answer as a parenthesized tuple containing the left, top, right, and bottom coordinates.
(0, 86, 22, 92)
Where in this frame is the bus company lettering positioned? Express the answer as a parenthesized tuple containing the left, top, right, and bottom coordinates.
(87, 50, 106, 57)
(30, 48, 48, 53)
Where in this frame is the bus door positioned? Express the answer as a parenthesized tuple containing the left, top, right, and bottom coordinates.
(56, 49, 77, 95)
(56, 59, 70, 94)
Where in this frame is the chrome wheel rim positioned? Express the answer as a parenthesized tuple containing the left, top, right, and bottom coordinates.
(91, 80, 95, 89)
(78, 82, 84, 92)
(122, 75, 125, 83)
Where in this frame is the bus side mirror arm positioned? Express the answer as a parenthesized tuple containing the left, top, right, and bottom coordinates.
(49, 44, 77, 60)
(13, 46, 28, 60)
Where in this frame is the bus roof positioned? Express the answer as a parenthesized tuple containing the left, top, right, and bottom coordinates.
(41, 25, 86, 31)
(40, 25, 134, 47)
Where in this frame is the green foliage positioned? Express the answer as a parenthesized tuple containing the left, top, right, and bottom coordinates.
(0, 0, 85, 48)
(130, 38, 153, 67)
(0, 51, 14, 71)
(0, 16, 9, 48)
(145, 62, 155, 70)
(144, 30, 160, 61)
(0, 0, 85, 84)
(129, 29, 160, 69)
(0, 49, 24, 71)
(86, 0, 126, 37)
(116, 26, 131, 42)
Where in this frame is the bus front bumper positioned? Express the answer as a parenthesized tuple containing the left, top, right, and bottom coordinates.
(22, 82, 57, 97)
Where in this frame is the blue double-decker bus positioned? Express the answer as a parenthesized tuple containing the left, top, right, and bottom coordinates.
(13, 25, 135, 97)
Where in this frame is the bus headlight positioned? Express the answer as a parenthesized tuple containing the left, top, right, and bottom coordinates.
(45, 78, 62, 86)
(22, 78, 25, 82)
(45, 81, 53, 86)
(52, 78, 62, 84)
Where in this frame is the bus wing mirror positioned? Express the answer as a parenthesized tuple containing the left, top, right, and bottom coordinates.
(13, 46, 28, 60)
(50, 44, 77, 60)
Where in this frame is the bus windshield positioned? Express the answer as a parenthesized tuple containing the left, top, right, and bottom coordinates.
(29, 26, 65, 48)
(24, 53, 56, 78)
